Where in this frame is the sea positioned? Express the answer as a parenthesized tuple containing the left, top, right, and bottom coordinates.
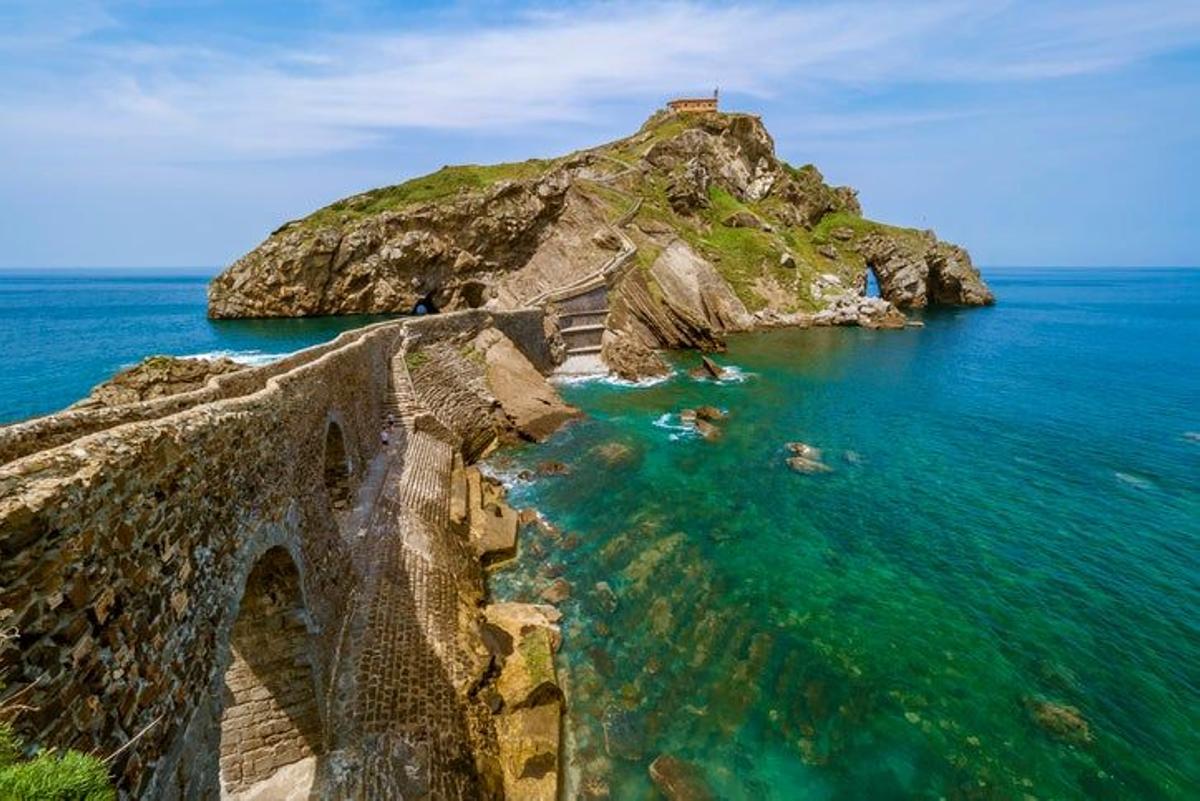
(2, 268, 1197, 798)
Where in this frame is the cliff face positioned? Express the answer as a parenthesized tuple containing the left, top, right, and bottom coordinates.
(209, 110, 993, 328)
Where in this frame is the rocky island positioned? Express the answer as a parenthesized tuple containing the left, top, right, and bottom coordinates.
(1, 106, 992, 800)
(210, 110, 992, 378)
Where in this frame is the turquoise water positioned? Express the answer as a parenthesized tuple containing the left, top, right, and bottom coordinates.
(0, 271, 395, 423)
(489, 269, 1200, 799)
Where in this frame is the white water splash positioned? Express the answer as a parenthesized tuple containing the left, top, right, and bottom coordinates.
(689, 363, 755, 384)
(181, 349, 290, 366)
(652, 412, 697, 441)
(552, 369, 675, 389)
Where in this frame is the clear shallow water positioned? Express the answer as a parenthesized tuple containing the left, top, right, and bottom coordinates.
(489, 269, 1200, 800)
(0, 271, 395, 423)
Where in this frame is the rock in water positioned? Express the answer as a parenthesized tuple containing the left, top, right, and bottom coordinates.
(539, 578, 572, 604)
(786, 442, 823, 460)
(648, 755, 716, 801)
(786, 442, 831, 473)
(697, 356, 726, 380)
(694, 405, 725, 422)
(1027, 698, 1093, 745)
(787, 456, 832, 474)
(536, 460, 570, 476)
(475, 328, 582, 441)
(593, 441, 636, 466)
(694, 419, 721, 441)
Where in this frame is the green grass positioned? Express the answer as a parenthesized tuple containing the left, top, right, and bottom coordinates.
(810, 210, 925, 246)
(299, 159, 556, 229)
(0, 738, 115, 801)
(404, 350, 430, 370)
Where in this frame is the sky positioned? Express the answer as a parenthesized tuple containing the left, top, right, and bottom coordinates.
(1, 0, 1198, 270)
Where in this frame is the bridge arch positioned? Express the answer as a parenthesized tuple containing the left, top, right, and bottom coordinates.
(322, 416, 353, 510)
(217, 545, 323, 795)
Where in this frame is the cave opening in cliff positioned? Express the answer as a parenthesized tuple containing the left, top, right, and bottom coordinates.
(323, 420, 351, 510)
(412, 292, 439, 315)
(864, 266, 882, 298)
(218, 547, 322, 795)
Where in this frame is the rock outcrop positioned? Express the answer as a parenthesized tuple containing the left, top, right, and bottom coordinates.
(407, 327, 580, 459)
(209, 169, 574, 317)
(70, 355, 244, 409)
(482, 603, 564, 801)
(858, 230, 995, 308)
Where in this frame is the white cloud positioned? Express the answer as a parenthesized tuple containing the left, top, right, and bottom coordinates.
(1, 0, 1199, 160)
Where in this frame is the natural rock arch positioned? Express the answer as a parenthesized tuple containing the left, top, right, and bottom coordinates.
(323, 418, 352, 510)
(218, 546, 323, 795)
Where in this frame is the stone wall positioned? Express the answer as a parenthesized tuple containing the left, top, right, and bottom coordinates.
(0, 321, 400, 798)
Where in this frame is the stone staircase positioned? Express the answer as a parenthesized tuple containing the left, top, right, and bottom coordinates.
(555, 285, 611, 375)
(323, 343, 494, 800)
(532, 197, 642, 377)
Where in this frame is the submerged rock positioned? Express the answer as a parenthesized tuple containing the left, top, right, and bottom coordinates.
(1027, 698, 1093, 745)
(787, 457, 831, 474)
(540, 578, 572, 604)
(648, 754, 716, 801)
(593, 441, 636, 466)
(601, 707, 646, 761)
(536, 460, 570, 477)
(594, 581, 618, 613)
(694, 405, 725, 422)
(786, 442, 832, 474)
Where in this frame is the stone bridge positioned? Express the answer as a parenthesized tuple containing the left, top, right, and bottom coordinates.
(0, 309, 558, 799)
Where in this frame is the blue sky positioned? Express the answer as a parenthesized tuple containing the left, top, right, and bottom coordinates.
(1, 0, 1198, 270)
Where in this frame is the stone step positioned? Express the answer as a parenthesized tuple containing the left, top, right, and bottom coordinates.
(566, 344, 603, 355)
(560, 323, 606, 335)
(563, 329, 604, 350)
(559, 308, 607, 322)
(556, 286, 609, 315)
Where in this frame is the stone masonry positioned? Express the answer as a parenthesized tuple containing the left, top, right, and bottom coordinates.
(0, 309, 561, 799)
